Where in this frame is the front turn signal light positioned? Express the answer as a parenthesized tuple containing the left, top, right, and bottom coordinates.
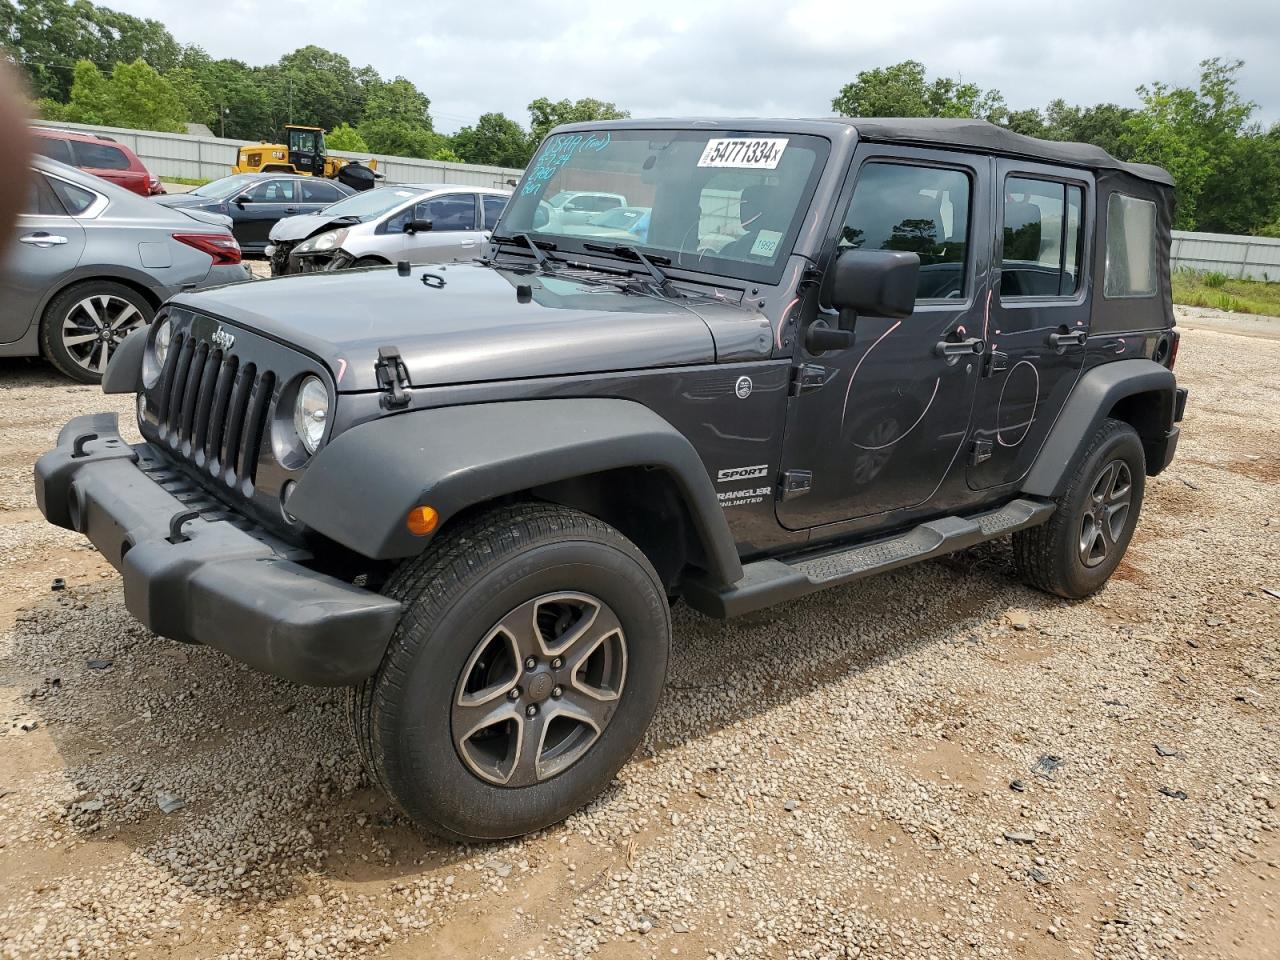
(406, 505, 439, 536)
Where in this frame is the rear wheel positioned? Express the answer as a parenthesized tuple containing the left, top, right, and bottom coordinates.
(350, 502, 670, 842)
(40, 280, 153, 383)
(1014, 418, 1145, 598)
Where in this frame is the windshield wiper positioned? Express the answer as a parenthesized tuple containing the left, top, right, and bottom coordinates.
(490, 233, 559, 272)
(581, 242, 679, 297)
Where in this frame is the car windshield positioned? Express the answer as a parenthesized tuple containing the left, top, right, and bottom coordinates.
(318, 186, 426, 220)
(500, 129, 829, 281)
(191, 174, 261, 200)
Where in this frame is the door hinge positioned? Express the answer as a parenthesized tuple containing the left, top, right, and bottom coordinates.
(968, 439, 993, 465)
(375, 345, 413, 409)
(780, 469, 813, 501)
(789, 363, 828, 396)
(982, 350, 1009, 378)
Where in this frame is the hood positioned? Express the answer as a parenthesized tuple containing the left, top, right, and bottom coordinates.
(173, 262, 771, 393)
(269, 212, 344, 243)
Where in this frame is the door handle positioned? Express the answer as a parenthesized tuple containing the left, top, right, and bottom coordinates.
(284, 207, 298, 213)
(1048, 329, 1087, 350)
(460, 239, 478, 247)
(934, 336, 985, 358)
(19, 233, 68, 247)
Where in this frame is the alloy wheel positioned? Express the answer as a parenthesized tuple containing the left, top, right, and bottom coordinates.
(452, 592, 627, 788)
(1078, 459, 1133, 568)
(60, 294, 145, 375)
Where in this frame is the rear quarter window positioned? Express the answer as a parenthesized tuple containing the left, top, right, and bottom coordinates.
(72, 141, 133, 171)
(1104, 193, 1157, 298)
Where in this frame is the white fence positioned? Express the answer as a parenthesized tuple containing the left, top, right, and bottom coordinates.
(1171, 230, 1280, 282)
(31, 119, 525, 189)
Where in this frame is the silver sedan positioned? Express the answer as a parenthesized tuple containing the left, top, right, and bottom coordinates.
(0, 157, 251, 382)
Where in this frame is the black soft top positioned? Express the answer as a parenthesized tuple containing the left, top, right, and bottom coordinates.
(848, 118, 1172, 186)
(557, 117, 1172, 187)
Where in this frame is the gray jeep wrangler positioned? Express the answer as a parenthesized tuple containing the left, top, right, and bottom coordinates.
(35, 118, 1186, 841)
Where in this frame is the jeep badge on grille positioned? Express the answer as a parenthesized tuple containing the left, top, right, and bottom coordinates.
(211, 328, 235, 351)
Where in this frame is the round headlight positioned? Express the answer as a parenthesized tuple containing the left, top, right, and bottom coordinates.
(153, 318, 172, 366)
(293, 376, 329, 454)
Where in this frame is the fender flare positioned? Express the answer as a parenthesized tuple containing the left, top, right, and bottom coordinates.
(1022, 358, 1176, 498)
(102, 327, 147, 394)
(286, 398, 745, 586)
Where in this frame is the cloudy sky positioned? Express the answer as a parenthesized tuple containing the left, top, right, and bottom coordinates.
(108, 0, 1279, 133)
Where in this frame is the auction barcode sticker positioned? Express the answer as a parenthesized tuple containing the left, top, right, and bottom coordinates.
(697, 138, 789, 169)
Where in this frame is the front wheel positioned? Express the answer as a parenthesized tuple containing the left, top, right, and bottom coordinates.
(1014, 418, 1146, 599)
(350, 502, 670, 842)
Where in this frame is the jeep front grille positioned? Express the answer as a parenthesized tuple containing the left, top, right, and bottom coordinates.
(154, 329, 275, 491)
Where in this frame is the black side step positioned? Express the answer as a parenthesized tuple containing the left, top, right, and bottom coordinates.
(683, 498, 1055, 619)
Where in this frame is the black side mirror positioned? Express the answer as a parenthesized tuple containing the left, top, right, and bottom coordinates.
(404, 218, 433, 235)
(234, 194, 252, 206)
(830, 249, 920, 325)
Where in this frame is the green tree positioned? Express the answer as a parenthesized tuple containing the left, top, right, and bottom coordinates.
(326, 122, 369, 152)
(364, 76, 431, 127)
(452, 112, 532, 167)
(357, 117, 451, 159)
(831, 60, 1006, 121)
(64, 57, 185, 131)
(1041, 100, 1137, 157)
(527, 96, 628, 145)
(1125, 58, 1256, 229)
(271, 45, 366, 132)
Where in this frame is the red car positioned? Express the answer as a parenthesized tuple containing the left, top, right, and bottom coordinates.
(30, 128, 164, 197)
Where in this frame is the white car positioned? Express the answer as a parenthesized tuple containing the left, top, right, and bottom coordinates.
(266, 185, 510, 275)
(543, 191, 627, 229)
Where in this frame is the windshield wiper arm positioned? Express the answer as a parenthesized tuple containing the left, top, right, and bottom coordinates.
(490, 233, 559, 272)
(581, 242, 679, 297)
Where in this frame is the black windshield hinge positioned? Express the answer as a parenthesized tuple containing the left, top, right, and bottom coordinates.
(789, 363, 828, 396)
(375, 346, 412, 410)
(780, 469, 814, 501)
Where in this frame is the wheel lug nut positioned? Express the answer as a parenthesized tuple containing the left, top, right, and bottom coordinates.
(551, 657, 563, 670)
(525, 704, 538, 718)
(551, 686, 563, 699)
(508, 687, 520, 700)
(524, 657, 537, 670)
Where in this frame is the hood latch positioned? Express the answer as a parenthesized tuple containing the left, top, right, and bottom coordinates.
(375, 346, 412, 410)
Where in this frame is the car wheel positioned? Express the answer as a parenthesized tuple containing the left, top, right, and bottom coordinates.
(350, 502, 670, 842)
(40, 280, 154, 384)
(351, 257, 387, 269)
(1013, 418, 1145, 599)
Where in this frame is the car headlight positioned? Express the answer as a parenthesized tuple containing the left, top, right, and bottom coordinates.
(153, 318, 172, 367)
(293, 376, 329, 454)
(296, 228, 348, 254)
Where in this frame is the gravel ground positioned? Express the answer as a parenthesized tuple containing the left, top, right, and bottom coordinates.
(1, 312, 1277, 960)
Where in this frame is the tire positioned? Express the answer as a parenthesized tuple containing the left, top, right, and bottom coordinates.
(1014, 418, 1146, 599)
(350, 502, 671, 842)
(40, 280, 154, 384)
(351, 257, 388, 269)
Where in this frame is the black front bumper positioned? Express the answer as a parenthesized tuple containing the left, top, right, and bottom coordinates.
(34, 413, 402, 686)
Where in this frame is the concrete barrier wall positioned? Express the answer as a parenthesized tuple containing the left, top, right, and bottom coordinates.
(31, 119, 525, 189)
(1171, 230, 1280, 282)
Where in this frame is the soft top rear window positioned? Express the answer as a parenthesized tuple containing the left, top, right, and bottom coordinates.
(1104, 193, 1157, 298)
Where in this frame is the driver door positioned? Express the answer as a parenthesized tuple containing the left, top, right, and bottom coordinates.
(776, 147, 992, 530)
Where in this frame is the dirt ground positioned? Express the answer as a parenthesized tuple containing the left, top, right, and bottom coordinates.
(1, 311, 1277, 960)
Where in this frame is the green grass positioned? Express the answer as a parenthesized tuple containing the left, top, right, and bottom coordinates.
(160, 176, 211, 187)
(1172, 270, 1280, 317)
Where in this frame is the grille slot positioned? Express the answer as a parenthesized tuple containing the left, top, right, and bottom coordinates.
(155, 342, 275, 491)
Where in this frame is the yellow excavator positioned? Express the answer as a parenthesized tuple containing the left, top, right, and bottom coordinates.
(232, 125, 381, 191)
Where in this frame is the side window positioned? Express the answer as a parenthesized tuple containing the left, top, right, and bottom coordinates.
(249, 179, 297, 203)
(1001, 177, 1084, 298)
(483, 195, 508, 230)
(301, 181, 340, 203)
(48, 177, 99, 216)
(32, 136, 74, 165)
(25, 174, 67, 216)
(418, 194, 477, 231)
(1104, 193, 1157, 298)
(71, 141, 131, 171)
(839, 162, 971, 300)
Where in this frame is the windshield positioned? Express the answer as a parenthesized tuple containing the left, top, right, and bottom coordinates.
(318, 186, 425, 220)
(500, 129, 828, 282)
(193, 174, 260, 199)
